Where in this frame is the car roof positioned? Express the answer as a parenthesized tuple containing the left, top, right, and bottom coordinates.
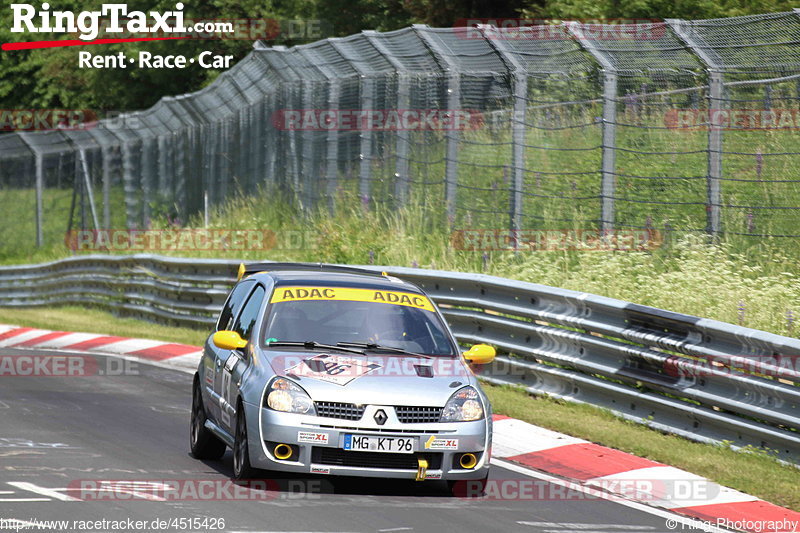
(246, 270, 424, 293)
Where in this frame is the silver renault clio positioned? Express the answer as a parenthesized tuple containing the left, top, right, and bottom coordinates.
(190, 262, 496, 489)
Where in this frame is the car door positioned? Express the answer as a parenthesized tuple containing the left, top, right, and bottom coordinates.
(205, 279, 254, 424)
(216, 283, 266, 433)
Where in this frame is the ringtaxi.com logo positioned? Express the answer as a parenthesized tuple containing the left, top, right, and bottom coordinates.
(10, 3, 194, 42)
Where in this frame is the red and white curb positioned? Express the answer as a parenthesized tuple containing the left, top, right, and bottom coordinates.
(1, 324, 798, 532)
(0, 325, 201, 372)
(492, 414, 800, 533)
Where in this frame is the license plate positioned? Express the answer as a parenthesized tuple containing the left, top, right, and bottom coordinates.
(343, 434, 417, 454)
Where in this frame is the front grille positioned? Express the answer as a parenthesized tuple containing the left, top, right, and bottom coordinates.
(312, 424, 440, 434)
(395, 406, 443, 424)
(315, 401, 365, 421)
(312, 447, 443, 470)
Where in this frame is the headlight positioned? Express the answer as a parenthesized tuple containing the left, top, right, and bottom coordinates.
(440, 386, 484, 422)
(265, 377, 316, 415)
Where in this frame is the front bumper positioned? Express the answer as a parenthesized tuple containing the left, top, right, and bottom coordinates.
(245, 401, 491, 480)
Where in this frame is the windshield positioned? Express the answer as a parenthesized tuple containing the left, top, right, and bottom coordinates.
(263, 286, 457, 356)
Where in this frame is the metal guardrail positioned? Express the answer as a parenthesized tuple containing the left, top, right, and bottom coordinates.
(0, 254, 798, 462)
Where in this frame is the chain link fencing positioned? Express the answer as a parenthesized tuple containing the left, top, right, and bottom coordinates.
(1, 11, 800, 255)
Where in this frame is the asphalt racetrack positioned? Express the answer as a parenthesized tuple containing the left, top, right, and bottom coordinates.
(0, 348, 697, 533)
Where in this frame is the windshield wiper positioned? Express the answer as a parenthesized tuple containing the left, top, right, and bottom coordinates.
(336, 342, 431, 359)
(267, 341, 365, 355)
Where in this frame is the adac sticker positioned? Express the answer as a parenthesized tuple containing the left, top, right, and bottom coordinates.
(286, 354, 381, 386)
(270, 286, 435, 312)
(424, 436, 459, 450)
(298, 431, 329, 444)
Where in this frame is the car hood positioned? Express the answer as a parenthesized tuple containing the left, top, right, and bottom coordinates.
(264, 350, 475, 406)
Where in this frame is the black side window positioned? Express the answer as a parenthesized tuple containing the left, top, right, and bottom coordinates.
(217, 280, 254, 331)
(233, 285, 266, 341)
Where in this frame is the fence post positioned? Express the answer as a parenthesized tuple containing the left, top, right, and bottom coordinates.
(363, 31, 411, 206)
(600, 72, 618, 235)
(414, 25, 461, 225)
(668, 19, 725, 238)
(329, 40, 375, 203)
(480, 25, 528, 240)
(299, 48, 340, 215)
(18, 132, 44, 247)
(566, 22, 619, 235)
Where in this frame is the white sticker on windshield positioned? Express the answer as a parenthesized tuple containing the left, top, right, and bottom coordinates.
(285, 354, 382, 386)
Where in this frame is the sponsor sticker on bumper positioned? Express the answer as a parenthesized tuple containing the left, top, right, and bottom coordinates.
(298, 431, 329, 444)
(424, 436, 459, 450)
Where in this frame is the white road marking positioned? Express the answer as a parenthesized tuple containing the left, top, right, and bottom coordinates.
(91, 338, 167, 354)
(7, 482, 81, 501)
(518, 523, 654, 530)
(492, 459, 735, 533)
(378, 529, 414, 532)
(492, 418, 586, 457)
(0, 324, 19, 335)
(585, 466, 759, 510)
(0, 498, 50, 502)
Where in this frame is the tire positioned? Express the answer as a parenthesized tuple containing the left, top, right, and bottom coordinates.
(447, 473, 489, 497)
(232, 402, 256, 480)
(189, 378, 226, 460)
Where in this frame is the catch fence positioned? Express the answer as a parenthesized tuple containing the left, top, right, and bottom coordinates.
(1, 12, 800, 253)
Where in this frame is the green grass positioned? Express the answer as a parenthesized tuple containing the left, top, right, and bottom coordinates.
(0, 305, 796, 510)
(5, 188, 799, 337)
(129, 192, 799, 339)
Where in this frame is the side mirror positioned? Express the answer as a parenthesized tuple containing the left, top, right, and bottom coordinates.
(463, 344, 496, 365)
(213, 330, 248, 351)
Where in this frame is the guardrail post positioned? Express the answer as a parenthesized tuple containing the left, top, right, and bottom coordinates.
(667, 19, 726, 239)
(414, 25, 461, 225)
(566, 23, 618, 235)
